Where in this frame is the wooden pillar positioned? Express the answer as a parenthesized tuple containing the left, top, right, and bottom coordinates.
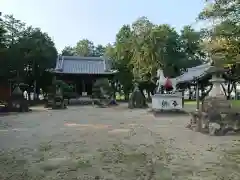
(182, 90, 184, 108)
(9, 80, 12, 96)
(110, 79, 116, 100)
(82, 79, 85, 95)
(196, 81, 200, 110)
(74, 83, 77, 94)
(91, 79, 95, 98)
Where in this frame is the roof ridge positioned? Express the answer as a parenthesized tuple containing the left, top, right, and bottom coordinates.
(62, 56, 104, 61)
(53, 56, 117, 75)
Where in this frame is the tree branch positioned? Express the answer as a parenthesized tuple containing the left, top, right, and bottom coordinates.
(200, 84, 213, 100)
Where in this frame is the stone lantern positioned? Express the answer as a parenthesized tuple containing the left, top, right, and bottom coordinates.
(8, 84, 29, 112)
(208, 70, 225, 98)
(203, 67, 230, 112)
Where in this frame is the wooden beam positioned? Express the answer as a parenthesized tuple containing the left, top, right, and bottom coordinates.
(196, 81, 200, 110)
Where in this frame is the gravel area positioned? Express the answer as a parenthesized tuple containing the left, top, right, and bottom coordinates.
(0, 104, 239, 180)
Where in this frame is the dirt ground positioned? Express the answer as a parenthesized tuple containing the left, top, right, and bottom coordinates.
(0, 104, 239, 180)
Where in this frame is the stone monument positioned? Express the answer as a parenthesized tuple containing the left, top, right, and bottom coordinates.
(128, 83, 148, 109)
(45, 83, 68, 109)
(152, 68, 183, 111)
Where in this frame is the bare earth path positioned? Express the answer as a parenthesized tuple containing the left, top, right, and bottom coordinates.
(0, 104, 239, 180)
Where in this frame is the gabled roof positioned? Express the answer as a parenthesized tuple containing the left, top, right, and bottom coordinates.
(53, 56, 117, 75)
(176, 62, 213, 83)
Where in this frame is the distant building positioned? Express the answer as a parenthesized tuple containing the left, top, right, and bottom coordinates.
(51, 56, 117, 96)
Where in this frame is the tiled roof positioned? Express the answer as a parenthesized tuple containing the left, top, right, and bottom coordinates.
(176, 62, 213, 83)
(54, 56, 117, 74)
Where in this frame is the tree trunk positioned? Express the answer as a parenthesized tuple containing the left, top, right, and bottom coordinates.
(188, 85, 192, 100)
(147, 91, 151, 101)
(233, 83, 237, 100)
(200, 85, 213, 101)
(227, 81, 235, 100)
(193, 85, 196, 100)
(221, 80, 235, 100)
(124, 91, 129, 101)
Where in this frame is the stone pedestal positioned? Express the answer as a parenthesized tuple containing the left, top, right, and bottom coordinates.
(189, 70, 240, 135)
(202, 74, 234, 135)
(152, 93, 183, 111)
(203, 74, 230, 113)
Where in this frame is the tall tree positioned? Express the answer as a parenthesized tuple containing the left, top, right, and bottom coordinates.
(61, 46, 76, 56)
(18, 27, 57, 95)
(113, 25, 134, 97)
(94, 44, 105, 57)
(0, 25, 8, 78)
(0, 25, 6, 48)
(131, 19, 185, 79)
(152, 24, 184, 77)
(131, 17, 155, 80)
(198, 0, 240, 98)
(198, 0, 240, 66)
(1, 15, 26, 80)
(75, 39, 94, 56)
(0, 14, 57, 96)
(2, 15, 25, 45)
(180, 25, 204, 69)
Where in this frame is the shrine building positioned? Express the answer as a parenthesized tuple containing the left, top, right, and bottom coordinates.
(51, 56, 117, 96)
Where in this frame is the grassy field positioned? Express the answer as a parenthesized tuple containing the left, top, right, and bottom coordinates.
(185, 100, 240, 107)
(116, 93, 125, 100)
(116, 92, 240, 108)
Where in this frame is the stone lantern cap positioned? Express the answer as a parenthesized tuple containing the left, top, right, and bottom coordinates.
(207, 66, 226, 83)
(12, 85, 22, 95)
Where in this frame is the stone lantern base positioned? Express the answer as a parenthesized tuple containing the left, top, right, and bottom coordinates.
(188, 73, 240, 135)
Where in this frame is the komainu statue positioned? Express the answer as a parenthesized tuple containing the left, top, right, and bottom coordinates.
(8, 84, 29, 112)
(92, 78, 117, 107)
(128, 83, 148, 109)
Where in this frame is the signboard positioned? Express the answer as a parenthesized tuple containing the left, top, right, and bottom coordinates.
(152, 95, 183, 110)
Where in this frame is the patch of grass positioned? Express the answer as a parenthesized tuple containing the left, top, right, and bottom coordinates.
(184, 101, 200, 105)
(231, 100, 240, 107)
(184, 100, 240, 108)
(116, 93, 125, 100)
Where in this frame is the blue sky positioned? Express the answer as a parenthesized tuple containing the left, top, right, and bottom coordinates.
(2, 0, 205, 52)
